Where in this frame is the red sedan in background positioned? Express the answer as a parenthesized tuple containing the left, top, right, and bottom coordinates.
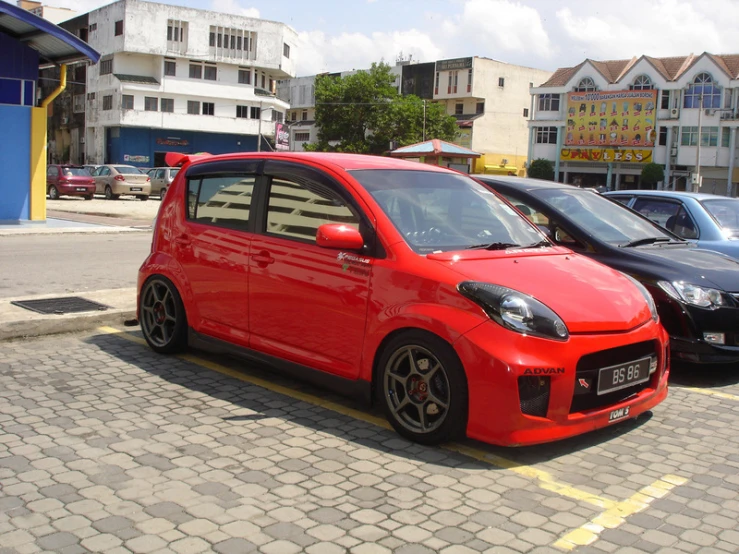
(138, 152, 669, 447)
(46, 164, 95, 200)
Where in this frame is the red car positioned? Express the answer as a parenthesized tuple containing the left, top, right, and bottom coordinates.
(138, 152, 669, 447)
(46, 164, 96, 200)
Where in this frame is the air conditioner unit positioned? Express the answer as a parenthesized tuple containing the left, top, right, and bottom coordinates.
(669, 108, 680, 119)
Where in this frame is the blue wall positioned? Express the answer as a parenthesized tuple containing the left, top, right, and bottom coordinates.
(0, 33, 39, 81)
(0, 105, 30, 220)
(107, 127, 260, 167)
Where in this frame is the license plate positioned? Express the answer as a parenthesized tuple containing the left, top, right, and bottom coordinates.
(76, 188, 87, 192)
(130, 187, 142, 191)
(597, 357, 651, 395)
(608, 406, 630, 422)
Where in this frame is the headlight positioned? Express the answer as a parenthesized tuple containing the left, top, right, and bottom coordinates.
(622, 274, 658, 322)
(457, 281, 569, 341)
(658, 281, 725, 308)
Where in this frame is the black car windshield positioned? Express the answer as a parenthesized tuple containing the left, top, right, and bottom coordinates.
(702, 198, 739, 236)
(350, 169, 546, 254)
(535, 188, 673, 245)
(63, 167, 91, 176)
(114, 166, 143, 175)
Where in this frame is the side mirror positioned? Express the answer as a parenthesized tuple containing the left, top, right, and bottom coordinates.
(316, 224, 364, 250)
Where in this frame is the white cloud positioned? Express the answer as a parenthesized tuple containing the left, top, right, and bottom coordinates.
(209, 0, 260, 18)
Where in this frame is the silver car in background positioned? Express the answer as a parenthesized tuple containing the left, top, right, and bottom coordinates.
(146, 167, 180, 199)
(92, 165, 151, 200)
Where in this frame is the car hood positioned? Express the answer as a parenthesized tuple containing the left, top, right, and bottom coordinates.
(598, 245, 739, 292)
(428, 247, 652, 333)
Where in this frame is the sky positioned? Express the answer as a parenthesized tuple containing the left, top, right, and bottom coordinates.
(44, 0, 739, 78)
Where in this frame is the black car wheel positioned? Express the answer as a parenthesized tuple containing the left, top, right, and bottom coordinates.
(139, 276, 188, 354)
(137, 195, 149, 201)
(104, 185, 120, 200)
(48, 185, 59, 200)
(378, 330, 468, 445)
(84, 194, 94, 201)
(160, 187, 167, 200)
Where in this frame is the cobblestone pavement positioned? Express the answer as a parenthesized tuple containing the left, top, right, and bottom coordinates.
(2, 329, 739, 554)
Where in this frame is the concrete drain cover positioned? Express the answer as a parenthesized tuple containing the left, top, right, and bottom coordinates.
(11, 296, 110, 315)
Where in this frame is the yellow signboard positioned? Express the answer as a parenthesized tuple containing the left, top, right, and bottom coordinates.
(560, 148, 653, 163)
(565, 90, 658, 147)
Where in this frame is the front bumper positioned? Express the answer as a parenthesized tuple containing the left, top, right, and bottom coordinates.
(454, 320, 669, 447)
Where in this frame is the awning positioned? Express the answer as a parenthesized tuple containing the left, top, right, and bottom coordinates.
(0, 0, 99, 66)
(390, 139, 481, 158)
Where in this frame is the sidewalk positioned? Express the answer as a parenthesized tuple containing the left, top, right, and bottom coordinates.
(0, 214, 151, 236)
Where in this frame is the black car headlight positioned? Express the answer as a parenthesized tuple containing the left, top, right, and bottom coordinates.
(458, 281, 569, 341)
(623, 274, 659, 322)
(658, 281, 725, 309)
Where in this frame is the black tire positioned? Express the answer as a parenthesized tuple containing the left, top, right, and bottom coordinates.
(138, 195, 149, 201)
(105, 185, 120, 200)
(84, 194, 94, 201)
(377, 330, 468, 445)
(139, 275, 188, 354)
(160, 187, 167, 200)
(48, 185, 59, 200)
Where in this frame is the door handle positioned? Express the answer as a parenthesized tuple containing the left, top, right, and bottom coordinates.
(174, 234, 191, 246)
(252, 251, 275, 265)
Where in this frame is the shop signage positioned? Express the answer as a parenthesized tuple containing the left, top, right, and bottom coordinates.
(275, 123, 289, 151)
(156, 138, 189, 146)
(436, 57, 473, 72)
(560, 148, 653, 163)
(123, 154, 150, 163)
(565, 89, 658, 147)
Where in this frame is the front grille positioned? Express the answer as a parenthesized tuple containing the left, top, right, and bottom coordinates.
(518, 376, 550, 417)
(570, 340, 658, 414)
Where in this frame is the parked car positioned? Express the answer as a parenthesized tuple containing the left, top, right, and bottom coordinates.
(604, 190, 739, 260)
(91, 164, 151, 200)
(147, 167, 180, 199)
(138, 152, 668, 447)
(83, 164, 100, 174)
(477, 175, 739, 366)
(46, 164, 95, 200)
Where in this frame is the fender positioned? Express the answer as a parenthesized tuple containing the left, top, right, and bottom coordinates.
(137, 252, 201, 328)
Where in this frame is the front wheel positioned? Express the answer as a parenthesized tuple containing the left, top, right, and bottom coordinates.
(377, 331, 468, 445)
(48, 185, 59, 200)
(139, 276, 188, 354)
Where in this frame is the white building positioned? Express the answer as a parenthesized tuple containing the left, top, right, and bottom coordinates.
(18, 0, 77, 24)
(529, 52, 739, 195)
(83, 0, 297, 166)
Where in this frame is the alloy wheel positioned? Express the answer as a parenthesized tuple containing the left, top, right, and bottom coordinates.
(140, 279, 180, 348)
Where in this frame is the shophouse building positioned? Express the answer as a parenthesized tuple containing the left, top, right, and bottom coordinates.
(529, 53, 739, 195)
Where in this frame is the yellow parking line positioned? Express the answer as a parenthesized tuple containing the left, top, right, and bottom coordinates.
(97, 326, 619, 509)
(682, 386, 739, 402)
(553, 474, 688, 551)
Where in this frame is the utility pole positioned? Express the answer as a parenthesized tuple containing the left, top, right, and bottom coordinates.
(695, 93, 703, 192)
(422, 99, 426, 141)
(257, 101, 263, 152)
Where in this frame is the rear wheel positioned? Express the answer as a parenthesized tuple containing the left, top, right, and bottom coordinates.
(139, 275, 188, 354)
(48, 185, 59, 200)
(377, 330, 468, 445)
(84, 194, 94, 201)
(160, 187, 167, 200)
(105, 185, 120, 200)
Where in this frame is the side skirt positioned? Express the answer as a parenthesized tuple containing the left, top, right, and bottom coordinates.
(187, 329, 373, 407)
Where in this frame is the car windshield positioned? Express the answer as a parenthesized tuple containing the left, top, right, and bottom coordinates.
(535, 188, 673, 246)
(114, 166, 143, 175)
(350, 169, 546, 254)
(63, 167, 90, 176)
(702, 198, 739, 236)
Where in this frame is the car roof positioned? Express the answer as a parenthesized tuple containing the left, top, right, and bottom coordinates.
(605, 189, 733, 201)
(476, 175, 579, 192)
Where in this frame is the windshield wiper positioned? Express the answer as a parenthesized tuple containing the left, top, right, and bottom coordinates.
(519, 240, 552, 249)
(465, 242, 519, 250)
(621, 237, 675, 248)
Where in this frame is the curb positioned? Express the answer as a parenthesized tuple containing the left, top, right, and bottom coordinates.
(0, 288, 138, 341)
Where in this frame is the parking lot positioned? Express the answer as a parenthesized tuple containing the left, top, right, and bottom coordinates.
(47, 197, 162, 223)
(1, 327, 739, 553)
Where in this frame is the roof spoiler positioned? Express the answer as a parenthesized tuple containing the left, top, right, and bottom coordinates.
(164, 152, 212, 168)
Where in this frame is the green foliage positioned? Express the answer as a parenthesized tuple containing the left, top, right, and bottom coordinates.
(641, 162, 665, 186)
(527, 158, 555, 181)
(305, 62, 458, 154)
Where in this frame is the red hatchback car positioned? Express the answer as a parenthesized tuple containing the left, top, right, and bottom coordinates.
(46, 164, 95, 200)
(138, 152, 669, 447)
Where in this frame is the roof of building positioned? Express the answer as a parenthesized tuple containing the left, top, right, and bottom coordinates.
(389, 139, 481, 158)
(540, 52, 739, 88)
(0, 0, 99, 65)
(114, 74, 160, 85)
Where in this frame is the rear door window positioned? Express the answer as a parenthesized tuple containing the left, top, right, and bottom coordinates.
(631, 198, 681, 228)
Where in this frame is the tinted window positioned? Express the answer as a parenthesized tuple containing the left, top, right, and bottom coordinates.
(608, 195, 633, 206)
(631, 198, 681, 227)
(99, 167, 111, 176)
(265, 176, 358, 242)
(47, 166, 58, 177)
(114, 166, 143, 175)
(63, 167, 91, 176)
(666, 207, 698, 239)
(352, 170, 544, 254)
(188, 175, 255, 230)
(702, 198, 739, 235)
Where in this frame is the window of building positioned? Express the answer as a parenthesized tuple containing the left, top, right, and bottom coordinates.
(535, 126, 558, 144)
(701, 126, 719, 147)
(523, 107, 529, 118)
(294, 132, 310, 141)
(477, 102, 485, 114)
(301, 110, 308, 121)
(574, 77, 597, 92)
(261, 74, 266, 89)
(144, 97, 158, 111)
(498, 77, 505, 87)
(681, 126, 698, 146)
(455, 103, 464, 115)
(188, 174, 256, 231)
(88, 23, 97, 32)
(722, 127, 731, 147)
(122, 94, 134, 110)
(467, 68, 472, 93)
(661, 89, 670, 110)
(290, 111, 296, 121)
(167, 21, 186, 42)
(238, 69, 251, 85)
(250, 106, 261, 119)
(434, 72, 439, 94)
(209, 32, 215, 47)
(204, 65, 217, 81)
(631, 75, 653, 90)
(100, 59, 112, 75)
(658, 126, 667, 146)
(187, 101, 200, 115)
(283, 43, 290, 58)
(189, 64, 202, 79)
(684, 72, 721, 109)
(164, 61, 176, 76)
(202, 102, 215, 116)
(160, 98, 174, 113)
(102, 95, 112, 110)
(538, 93, 560, 112)
(236, 105, 249, 118)
(114, 20, 123, 36)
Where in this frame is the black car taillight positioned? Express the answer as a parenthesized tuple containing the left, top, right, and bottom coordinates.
(518, 376, 550, 417)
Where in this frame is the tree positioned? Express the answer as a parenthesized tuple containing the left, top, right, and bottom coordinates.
(527, 158, 555, 181)
(304, 62, 458, 154)
(641, 163, 665, 189)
